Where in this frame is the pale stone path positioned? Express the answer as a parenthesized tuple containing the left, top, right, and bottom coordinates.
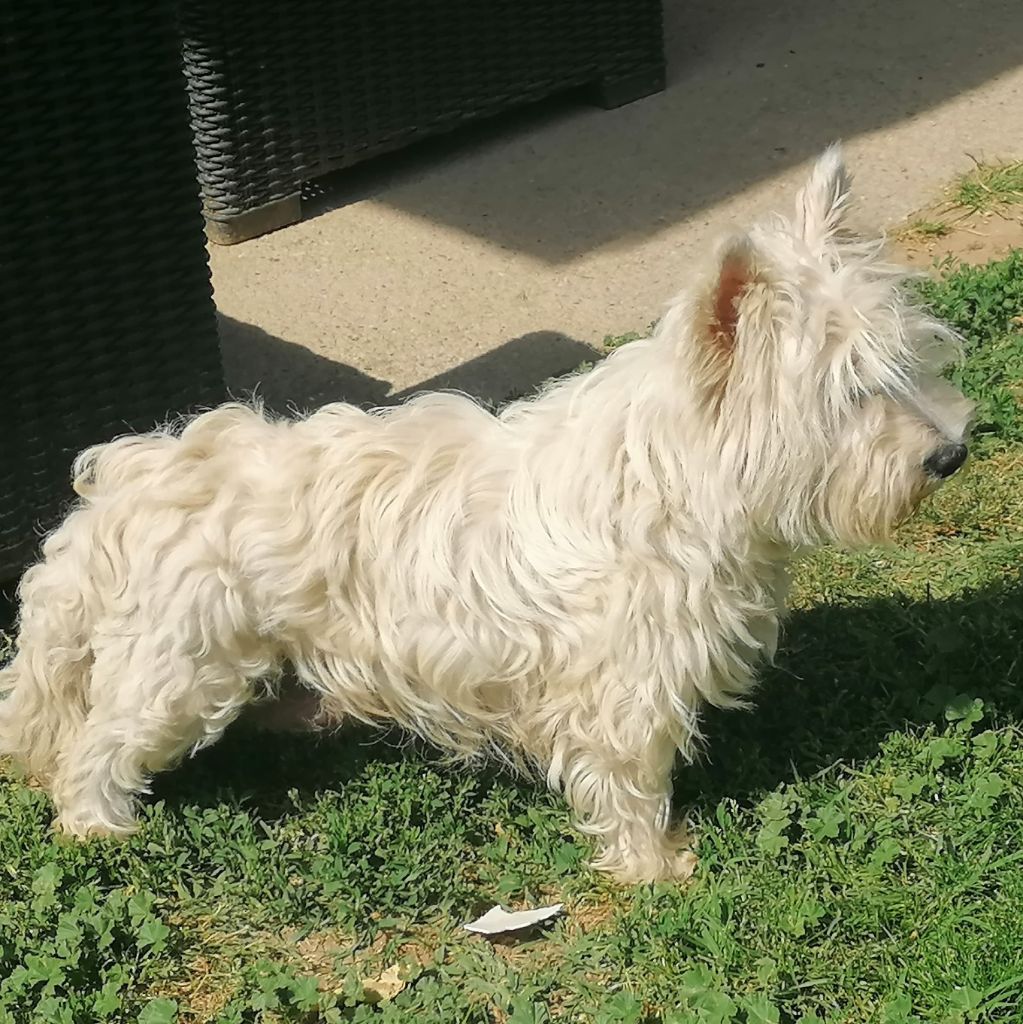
(210, 0, 1023, 412)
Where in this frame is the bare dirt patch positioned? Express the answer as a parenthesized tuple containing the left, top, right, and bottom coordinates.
(897, 208, 1023, 269)
(894, 159, 1023, 268)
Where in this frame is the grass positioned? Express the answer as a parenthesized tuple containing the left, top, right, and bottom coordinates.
(953, 161, 1023, 215)
(1, 254, 1022, 1023)
(915, 249, 1023, 448)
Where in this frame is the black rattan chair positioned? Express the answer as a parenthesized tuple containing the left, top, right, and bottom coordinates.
(1, 1, 225, 581)
(181, 0, 666, 243)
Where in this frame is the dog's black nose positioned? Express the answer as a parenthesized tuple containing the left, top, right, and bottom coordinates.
(924, 443, 968, 479)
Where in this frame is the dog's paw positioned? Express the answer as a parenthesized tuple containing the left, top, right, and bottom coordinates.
(591, 844, 699, 884)
(666, 849, 699, 881)
(53, 811, 138, 842)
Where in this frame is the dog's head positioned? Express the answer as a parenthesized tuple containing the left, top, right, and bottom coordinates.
(670, 145, 974, 547)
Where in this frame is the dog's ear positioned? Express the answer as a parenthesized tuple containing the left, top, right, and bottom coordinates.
(689, 234, 758, 406)
(706, 235, 757, 357)
(794, 144, 851, 250)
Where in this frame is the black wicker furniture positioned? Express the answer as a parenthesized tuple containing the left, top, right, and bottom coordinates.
(1, 1, 225, 581)
(181, 0, 666, 243)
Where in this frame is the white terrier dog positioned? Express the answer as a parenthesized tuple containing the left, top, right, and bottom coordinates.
(0, 148, 973, 880)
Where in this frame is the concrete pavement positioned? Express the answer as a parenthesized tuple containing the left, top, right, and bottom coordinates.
(210, 0, 1023, 412)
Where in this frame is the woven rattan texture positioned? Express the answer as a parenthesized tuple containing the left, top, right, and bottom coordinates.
(182, 0, 665, 220)
(2, 2, 224, 579)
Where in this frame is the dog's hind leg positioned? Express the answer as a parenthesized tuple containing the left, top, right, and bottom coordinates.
(50, 624, 272, 838)
(0, 549, 96, 785)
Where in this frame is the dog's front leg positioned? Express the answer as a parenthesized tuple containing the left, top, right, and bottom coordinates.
(549, 711, 693, 883)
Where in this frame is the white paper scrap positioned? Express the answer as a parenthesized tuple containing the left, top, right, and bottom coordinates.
(462, 903, 564, 935)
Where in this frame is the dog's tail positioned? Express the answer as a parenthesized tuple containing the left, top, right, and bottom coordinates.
(0, 512, 96, 783)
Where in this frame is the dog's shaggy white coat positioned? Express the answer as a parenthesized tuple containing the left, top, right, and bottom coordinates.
(0, 149, 973, 879)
